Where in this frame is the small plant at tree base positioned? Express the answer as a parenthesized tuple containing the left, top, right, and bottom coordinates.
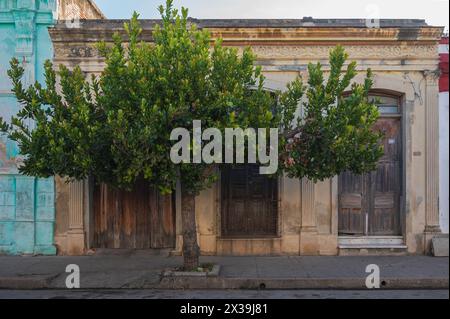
(0, 0, 382, 270)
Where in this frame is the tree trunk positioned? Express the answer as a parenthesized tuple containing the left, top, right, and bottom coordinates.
(181, 183, 200, 271)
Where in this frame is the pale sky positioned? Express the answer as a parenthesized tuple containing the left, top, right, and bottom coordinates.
(95, 0, 449, 32)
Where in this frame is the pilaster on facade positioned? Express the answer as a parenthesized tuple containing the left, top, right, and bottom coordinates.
(300, 178, 319, 255)
(67, 180, 85, 255)
(424, 71, 442, 252)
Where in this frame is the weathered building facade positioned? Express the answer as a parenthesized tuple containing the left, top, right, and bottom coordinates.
(49, 18, 444, 256)
(0, 0, 103, 255)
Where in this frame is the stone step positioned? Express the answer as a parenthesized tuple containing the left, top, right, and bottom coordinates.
(338, 247, 408, 256)
(338, 236, 407, 256)
(339, 236, 404, 246)
(339, 244, 407, 249)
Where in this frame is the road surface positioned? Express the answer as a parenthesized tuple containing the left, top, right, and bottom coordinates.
(0, 289, 448, 299)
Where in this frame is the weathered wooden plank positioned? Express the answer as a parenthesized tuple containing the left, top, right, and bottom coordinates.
(135, 182, 150, 249)
(150, 191, 176, 248)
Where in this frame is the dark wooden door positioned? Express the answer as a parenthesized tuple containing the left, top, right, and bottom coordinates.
(93, 180, 176, 249)
(221, 164, 278, 237)
(339, 118, 402, 236)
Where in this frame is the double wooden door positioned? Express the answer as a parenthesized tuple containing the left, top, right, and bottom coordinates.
(338, 118, 402, 236)
(93, 180, 176, 249)
(221, 165, 278, 237)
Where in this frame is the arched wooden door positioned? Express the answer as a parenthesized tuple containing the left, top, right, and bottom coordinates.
(339, 94, 402, 236)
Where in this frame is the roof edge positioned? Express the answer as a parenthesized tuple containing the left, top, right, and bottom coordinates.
(53, 17, 437, 28)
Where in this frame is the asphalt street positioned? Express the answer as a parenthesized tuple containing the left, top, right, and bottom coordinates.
(0, 289, 448, 299)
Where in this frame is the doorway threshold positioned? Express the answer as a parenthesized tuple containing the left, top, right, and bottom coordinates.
(338, 236, 407, 249)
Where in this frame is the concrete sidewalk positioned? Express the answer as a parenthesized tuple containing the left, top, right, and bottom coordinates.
(0, 252, 448, 290)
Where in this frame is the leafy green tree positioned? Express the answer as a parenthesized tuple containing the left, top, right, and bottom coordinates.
(280, 47, 382, 181)
(0, 0, 382, 270)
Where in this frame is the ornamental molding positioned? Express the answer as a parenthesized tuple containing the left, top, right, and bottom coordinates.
(12, 9, 36, 57)
(250, 45, 438, 59)
(53, 43, 439, 61)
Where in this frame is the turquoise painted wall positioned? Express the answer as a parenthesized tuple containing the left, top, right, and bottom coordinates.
(0, 0, 57, 255)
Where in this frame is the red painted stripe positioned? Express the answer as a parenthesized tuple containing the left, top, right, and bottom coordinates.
(440, 65, 449, 92)
(440, 38, 449, 92)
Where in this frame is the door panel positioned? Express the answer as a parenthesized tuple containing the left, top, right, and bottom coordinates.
(338, 172, 366, 235)
(221, 164, 278, 237)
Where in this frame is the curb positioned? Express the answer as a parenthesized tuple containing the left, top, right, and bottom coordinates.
(1, 276, 447, 290)
(157, 277, 450, 290)
(0, 275, 57, 290)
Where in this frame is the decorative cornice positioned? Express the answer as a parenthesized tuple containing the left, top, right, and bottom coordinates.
(50, 20, 443, 46)
(49, 19, 443, 68)
(211, 27, 444, 42)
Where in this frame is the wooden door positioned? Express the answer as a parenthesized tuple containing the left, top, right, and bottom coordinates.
(221, 164, 278, 237)
(339, 117, 402, 236)
(93, 180, 176, 249)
